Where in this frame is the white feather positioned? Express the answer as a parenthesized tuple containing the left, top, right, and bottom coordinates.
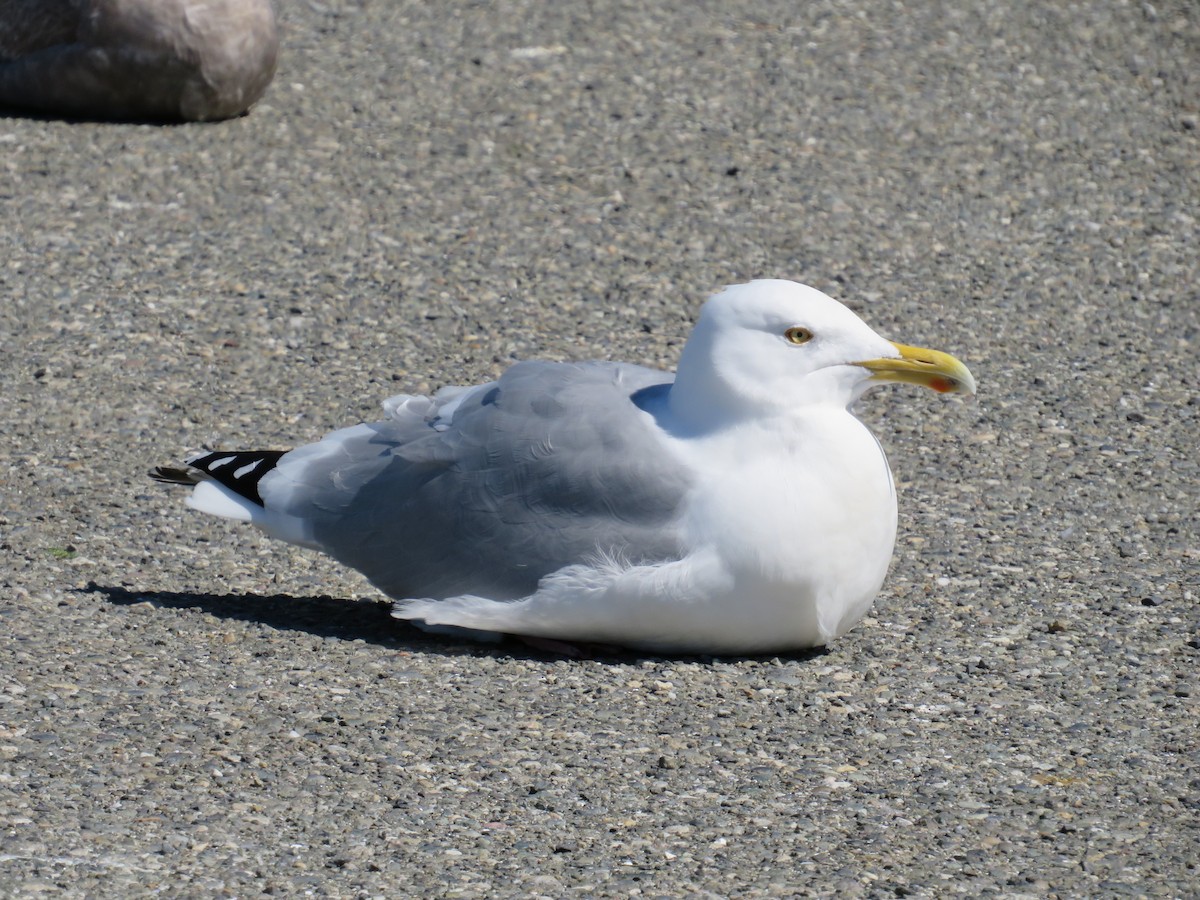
(186, 480, 257, 522)
(185, 480, 316, 548)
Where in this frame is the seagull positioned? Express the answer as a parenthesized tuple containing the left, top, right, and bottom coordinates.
(152, 280, 975, 654)
(0, 0, 277, 121)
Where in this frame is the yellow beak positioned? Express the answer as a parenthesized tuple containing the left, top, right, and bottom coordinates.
(855, 342, 977, 395)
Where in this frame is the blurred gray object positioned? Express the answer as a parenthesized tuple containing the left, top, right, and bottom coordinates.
(0, 0, 277, 121)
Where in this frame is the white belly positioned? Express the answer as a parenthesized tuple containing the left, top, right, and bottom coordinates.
(394, 408, 901, 655)
(673, 409, 898, 649)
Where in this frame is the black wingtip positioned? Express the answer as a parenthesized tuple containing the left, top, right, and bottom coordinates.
(149, 465, 197, 486)
(182, 450, 288, 505)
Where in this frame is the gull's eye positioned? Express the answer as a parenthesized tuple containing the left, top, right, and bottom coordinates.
(784, 326, 814, 345)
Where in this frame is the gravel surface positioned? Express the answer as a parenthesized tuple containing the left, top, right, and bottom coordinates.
(2, 1, 1198, 896)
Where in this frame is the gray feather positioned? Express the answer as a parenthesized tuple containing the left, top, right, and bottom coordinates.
(261, 361, 692, 601)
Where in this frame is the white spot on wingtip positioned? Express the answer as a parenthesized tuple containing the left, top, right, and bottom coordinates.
(233, 459, 263, 479)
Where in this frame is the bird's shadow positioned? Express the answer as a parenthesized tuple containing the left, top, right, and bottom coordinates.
(80, 582, 829, 665)
(82, 582, 505, 659)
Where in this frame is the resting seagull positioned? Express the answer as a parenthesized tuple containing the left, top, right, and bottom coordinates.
(152, 280, 975, 654)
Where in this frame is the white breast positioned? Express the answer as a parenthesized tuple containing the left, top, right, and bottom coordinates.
(672, 408, 898, 647)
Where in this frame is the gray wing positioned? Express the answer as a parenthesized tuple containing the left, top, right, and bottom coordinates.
(264, 360, 691, 601)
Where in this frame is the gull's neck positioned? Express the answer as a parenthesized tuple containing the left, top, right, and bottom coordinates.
(665, 321, 772, 433)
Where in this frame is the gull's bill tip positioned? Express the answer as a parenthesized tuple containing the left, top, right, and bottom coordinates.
(855, 342, 977, 396)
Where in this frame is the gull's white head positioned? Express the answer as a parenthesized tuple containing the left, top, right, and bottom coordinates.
(668, 279, 975, 428)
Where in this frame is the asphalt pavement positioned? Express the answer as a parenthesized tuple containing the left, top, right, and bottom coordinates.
(1, 0, 1197, 896)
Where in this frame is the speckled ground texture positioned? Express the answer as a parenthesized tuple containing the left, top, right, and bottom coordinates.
(2, 1, 1197, 897)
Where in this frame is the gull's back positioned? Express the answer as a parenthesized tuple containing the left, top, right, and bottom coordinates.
(264, 360, 693, 602)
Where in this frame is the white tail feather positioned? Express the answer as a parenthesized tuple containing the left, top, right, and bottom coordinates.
(186, 481, 258, 522)
(185, 479, 318, 549)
